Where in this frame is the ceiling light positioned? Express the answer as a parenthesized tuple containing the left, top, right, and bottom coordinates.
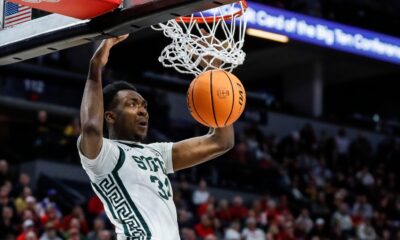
(246, 28, 289, 43)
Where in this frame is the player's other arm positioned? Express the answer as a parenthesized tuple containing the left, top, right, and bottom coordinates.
(80, 35, 128, 159)
(171, 30, 234, 171)
(172, 126, 234, 171)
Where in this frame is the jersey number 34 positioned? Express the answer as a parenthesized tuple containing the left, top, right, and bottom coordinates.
(150, 175, 172, 200)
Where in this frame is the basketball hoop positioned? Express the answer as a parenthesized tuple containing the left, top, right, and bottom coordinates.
(152, 0, 248, 75)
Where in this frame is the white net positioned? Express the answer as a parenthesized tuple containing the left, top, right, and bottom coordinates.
(152, 1, 247, 76)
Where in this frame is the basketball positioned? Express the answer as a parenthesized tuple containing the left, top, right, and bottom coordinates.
(187, 69, 246, 128)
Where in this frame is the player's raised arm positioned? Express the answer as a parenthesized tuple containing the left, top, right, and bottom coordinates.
(172, 126, 234, 171)
(79, 34, 128, 159)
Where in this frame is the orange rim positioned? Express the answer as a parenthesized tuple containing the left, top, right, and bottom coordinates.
(176, 0, 247, 23)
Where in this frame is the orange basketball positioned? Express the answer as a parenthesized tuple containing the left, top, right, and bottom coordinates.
(187, 69, 246, 128)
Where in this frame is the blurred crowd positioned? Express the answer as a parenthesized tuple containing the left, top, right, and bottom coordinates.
(2, 119, 400, 239)
(179, 123, 400, 240)
(0, 158, 109, 240)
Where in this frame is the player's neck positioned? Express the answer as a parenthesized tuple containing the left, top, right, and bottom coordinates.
(108, 130, 125, 141)
(108, 130, 141, 142)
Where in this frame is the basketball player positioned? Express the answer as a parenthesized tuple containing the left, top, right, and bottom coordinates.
(77, 34, 234, 240)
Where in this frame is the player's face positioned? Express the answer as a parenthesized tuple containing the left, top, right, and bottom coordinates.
(112, 90, 149, 141)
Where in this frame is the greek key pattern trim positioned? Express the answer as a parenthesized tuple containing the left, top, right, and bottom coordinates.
(98, 175, 146, 239)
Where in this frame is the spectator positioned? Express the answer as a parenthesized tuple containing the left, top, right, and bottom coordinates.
(87, 217, 105, 240)
(251, 199, 264, 225)
(311, 159, 332, 188)
(307, 218, 329, 239)
(62, 205, 89, 234)
(356, 220, 377, 240)
(295, 208, 314, 235)
(63, 218, 87, 240)
(25, 230, 38, 240)
(216, 198, 232, 224)
(40, 204, 62, 231)
(229, 196, 248, 221)
(38, 189, 62, 219)
(0, 159, 12, 186)
(212, 218, 223, 239)
(0, 182, 17, 215)
(98, 230, 112, 240)
(17, 219, 36, 240)
(311, 192, 331, 220)
(21, 209, 40, 230)
(14, 186, 33, 213)
(224, 221, 241, 240)
(0, 206, 18, 239)
(192, 180, 210, 206)
(197, 196, 215, 217)
(266, 221, 279, 239)
(241, 217, 265, 240)
(264, 199, 281, 223)
(12, 173, 31, 197)
(352, 195, 373, 220)
(26, 196, 41, 217)
(181, 228, 196, 240)
(276, 221, 297, 240)
(194, 215, 214, 238)
(356, 167, 375, 187)
(204, 234, 218, 240)
(178, 209, 195, 229)
(64, 227, 81, 240)
(40, 222, 62, 240)
(382, 229, 391, 240)
(335, 128, 350, 156)
(331, 203, 353, 236)
(277, 195, 290, 214)
(69, 218, 83, 234)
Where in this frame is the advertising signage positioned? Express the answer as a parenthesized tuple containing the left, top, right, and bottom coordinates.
(211, 2, 400, 64)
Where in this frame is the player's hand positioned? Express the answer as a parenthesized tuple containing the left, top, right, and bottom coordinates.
(200, 28, 222, 68)
(91, 34, 129, 68)
(196, 29, 222, 69)
(103, 34, 129, 48)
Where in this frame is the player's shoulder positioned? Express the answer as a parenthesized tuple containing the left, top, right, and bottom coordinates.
(111, 140, 146, 152)
(110, 140, 168, 151)
(146, 142, 174, 156)
(108, 140, 174, 156)
(146, 142, 173, 149)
